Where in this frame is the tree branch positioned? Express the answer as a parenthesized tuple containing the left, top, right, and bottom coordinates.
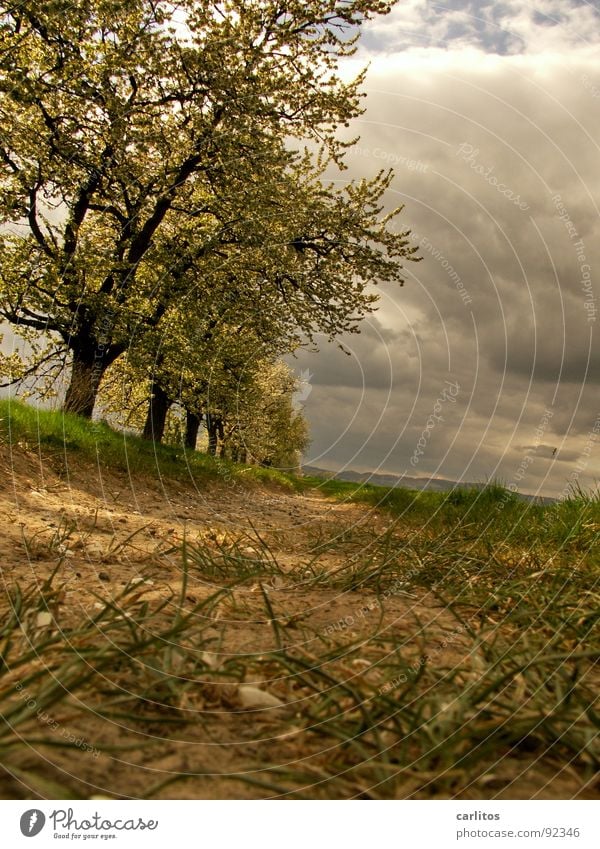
(28, 185, 55, 258)
(1, 309, 61, 332)
(0, 345, 66, 389)
(0, 147, 20, 173)
(88, 203, 129, 226)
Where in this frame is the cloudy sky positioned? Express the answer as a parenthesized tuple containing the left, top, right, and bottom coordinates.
(292, 0, 600, 497)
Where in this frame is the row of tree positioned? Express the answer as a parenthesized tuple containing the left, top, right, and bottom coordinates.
(0, 0, 419, 465)
(99, 353, 309, 467)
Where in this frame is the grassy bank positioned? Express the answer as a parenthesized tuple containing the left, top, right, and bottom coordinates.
(0, 398, 297, 490)
(303, 470, 600, 554)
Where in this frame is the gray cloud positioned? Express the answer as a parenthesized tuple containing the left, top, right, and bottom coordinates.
(295, 35, 600, 497)
(362, 0, 600, 55)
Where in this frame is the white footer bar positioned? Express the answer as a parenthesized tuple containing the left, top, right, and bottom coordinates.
(1, 800, 598, 848)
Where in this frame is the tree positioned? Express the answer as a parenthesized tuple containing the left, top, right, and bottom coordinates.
(0, 0, 410, 417)
(97, 348, 310, 469)
(218, 359, 310, 468)
(133, 300, 296, 448)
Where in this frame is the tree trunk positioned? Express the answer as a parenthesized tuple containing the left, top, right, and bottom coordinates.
(142, 381, 172, 442)
(63, 348, 106, 418)
(63, 339, 125, 419)
(206, 414, 218, 456)
(185, 411, 201, 450)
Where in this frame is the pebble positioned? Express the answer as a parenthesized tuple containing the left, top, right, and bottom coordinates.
(238, 684, 285, 710)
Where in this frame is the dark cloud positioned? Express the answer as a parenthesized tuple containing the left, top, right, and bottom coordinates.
(294, 41, 600, 497)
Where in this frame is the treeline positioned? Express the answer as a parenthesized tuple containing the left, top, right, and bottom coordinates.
(0, 0, 419, 466)
(99, 355, 309, 468)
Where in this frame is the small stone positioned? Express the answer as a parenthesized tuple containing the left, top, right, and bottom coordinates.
(98, 571, 111, 582)
(201, 651, 221, 669)
(238, 684, 285, 710)
(35, 611, 53, 628)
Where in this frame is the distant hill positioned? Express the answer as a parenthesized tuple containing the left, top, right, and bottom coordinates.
(302, 465, 556, 504)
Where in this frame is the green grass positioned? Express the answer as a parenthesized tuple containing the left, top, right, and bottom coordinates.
(302, 472, 600, 555)
(4, 397, 600, 564)
(3, 396, 600, 565)
(0, 398, 297, 490)
(0, 561, 234, 799)
(4, 397, 600, 539)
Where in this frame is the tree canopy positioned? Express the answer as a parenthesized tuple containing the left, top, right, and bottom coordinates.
(0, 0, 419, 466)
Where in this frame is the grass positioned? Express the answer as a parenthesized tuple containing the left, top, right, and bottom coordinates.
(0, 563, 230, 798)
(183, 515, 599, 799)
(4, 396, 599, 551)
(302, 471, 600, 554)
(0, 398, 598, 799)
(2, 543, 596, 799)
(0, 398, 297, 490)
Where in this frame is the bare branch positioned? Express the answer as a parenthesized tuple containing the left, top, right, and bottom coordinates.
(0, 345, 66, 389)
(27, 184, 55, 258)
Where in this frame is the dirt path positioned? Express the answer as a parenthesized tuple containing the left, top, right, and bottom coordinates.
(0, 441, 391, 600)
